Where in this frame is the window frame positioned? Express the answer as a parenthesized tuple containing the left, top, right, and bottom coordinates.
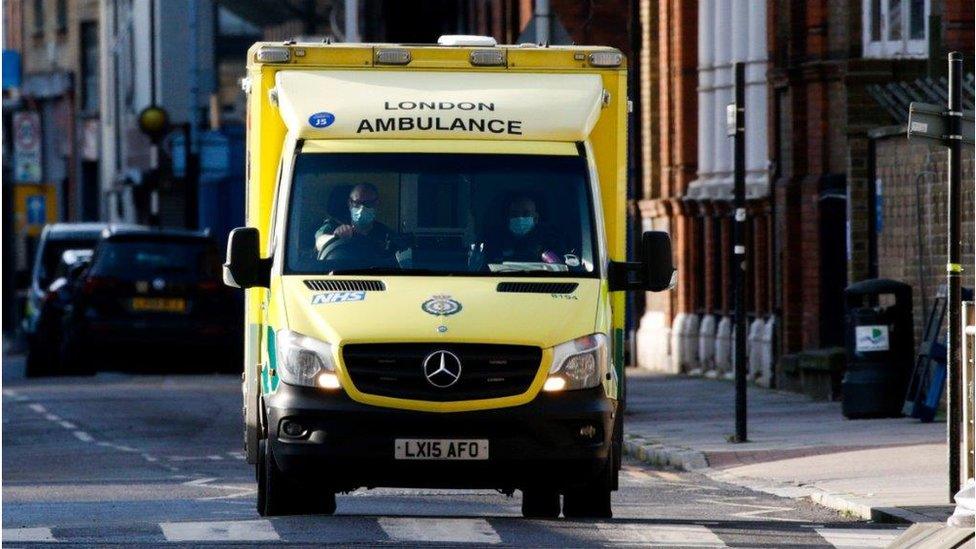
(863, 0, 930, 59)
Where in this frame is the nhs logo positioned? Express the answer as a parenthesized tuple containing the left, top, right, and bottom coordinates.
(312, 291, 366, 305)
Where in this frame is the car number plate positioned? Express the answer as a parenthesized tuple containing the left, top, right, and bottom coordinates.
(131, 297, 186, 313)
(394, 439, 488, 460)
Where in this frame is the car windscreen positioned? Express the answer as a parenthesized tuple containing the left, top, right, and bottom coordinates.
(90, 240, 221, 282)
(38, 238, 97, 288)
(285, 152, 599, 277)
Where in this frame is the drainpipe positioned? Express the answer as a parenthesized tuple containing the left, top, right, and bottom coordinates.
(344, 0, 360, 42)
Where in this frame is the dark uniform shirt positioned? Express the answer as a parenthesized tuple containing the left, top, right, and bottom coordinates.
(483, 223, 566, 264)
(314, 217, 400, 260)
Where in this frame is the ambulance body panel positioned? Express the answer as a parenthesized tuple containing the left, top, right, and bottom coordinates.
(226, 40, 672, 518)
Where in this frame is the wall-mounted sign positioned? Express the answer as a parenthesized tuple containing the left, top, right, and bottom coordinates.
(13, 111, 42, 182)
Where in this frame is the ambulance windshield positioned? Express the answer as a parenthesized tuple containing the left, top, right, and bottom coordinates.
(284, 152, 599, 278)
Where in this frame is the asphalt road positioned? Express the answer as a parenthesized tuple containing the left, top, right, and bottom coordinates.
(2, 355, 906, 547)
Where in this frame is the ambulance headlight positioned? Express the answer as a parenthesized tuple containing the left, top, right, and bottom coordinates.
(275, 330, 339, 389)
(544, 333, 608, 391)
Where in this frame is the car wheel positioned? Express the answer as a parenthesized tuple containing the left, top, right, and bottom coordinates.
(521, 489, 560, 519)
(257, 438, 336, 516)
(60, 330, 95, 376)
(25, 339, 49, 378)
(562, 453, 613, 519)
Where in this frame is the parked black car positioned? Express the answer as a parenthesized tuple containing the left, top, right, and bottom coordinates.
(25, 249, 94, 377)
(60, 227, 242, 373)
(24, 223, 120, 376)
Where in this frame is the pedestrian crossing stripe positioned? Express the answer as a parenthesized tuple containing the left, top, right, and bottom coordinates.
(815, 527, 902, 548)
(3, 526, 55, 542)
(379, 517, 502, 544)
(2, 519, 904, 546)
(596, 523, 725, 547)
(159, 519, 280, 542)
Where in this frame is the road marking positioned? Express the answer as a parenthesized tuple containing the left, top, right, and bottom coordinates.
(59, 420, 77, 429)
(3, 526, 56, 542)
(815, 528, 901, 548)
(159, 520, 280, 542)
(695, 497, 801, 522)
(97, 441, 138, 453)
(595, 524, 726, 547)
(73, 430, 94, 442)
(28, 403, 47, 414)
(44, 413, 62, 421)
(379, 518, 502, 544)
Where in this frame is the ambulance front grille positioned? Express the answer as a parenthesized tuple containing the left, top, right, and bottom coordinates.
(342, 343, 542, 402)
(303, 279, 386, 292)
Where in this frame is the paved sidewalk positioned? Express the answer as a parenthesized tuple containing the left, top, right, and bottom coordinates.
(623, 371, 953, 523)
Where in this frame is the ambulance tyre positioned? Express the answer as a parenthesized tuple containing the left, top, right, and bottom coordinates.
(562, 451, 613, 519)
(257, 439, 336, 516)
(521, 489, 560, 519)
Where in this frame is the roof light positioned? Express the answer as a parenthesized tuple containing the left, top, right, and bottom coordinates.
(470, 49, 505, 66)
(438, 35, 497, 47)
(589, 51, 623, 67)
(375, 48, 411, 65)
(256, 46, 290, 63)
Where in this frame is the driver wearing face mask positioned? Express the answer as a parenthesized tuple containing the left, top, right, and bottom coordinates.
(482, 195, 566, 264)
(314, 183, 400, 260)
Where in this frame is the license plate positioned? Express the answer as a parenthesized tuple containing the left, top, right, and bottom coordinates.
(394, 439, 489, 460)
(131, 297, 186, 313)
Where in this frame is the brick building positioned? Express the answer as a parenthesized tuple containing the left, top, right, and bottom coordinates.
(872, 133, 975, 343)
(636, 0, 974, 391)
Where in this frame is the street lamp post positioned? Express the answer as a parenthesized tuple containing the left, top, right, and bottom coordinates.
(728, 62, 748, 443)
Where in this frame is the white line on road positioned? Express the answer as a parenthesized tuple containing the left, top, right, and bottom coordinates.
(159, 520, 280, 542)
(72, 430, 94, 442)
(96, 441, 138, 453)
(815, 528, 902, 548)
(379, 518, 502, 544)
(595, 524, 726, 547)
(28, 403, 47, 414)
(2, 526, 56, 542)
(44, 413, 62, 421)
(59, 420, 77, 430)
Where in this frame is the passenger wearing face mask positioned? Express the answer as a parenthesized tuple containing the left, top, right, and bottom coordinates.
(314, 183, 400, 260)
(481, 195, 566, 265)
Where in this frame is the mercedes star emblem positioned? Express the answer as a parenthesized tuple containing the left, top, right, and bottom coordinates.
(422, 350, 462, 388)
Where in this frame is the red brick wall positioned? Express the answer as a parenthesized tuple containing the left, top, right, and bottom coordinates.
(652, 0, 697, 316)
(550, 0, 630, 52)
(876, 138, 976, 343)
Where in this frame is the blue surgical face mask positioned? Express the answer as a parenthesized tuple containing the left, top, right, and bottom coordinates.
(350, 205, 376, 228)
(509, 216, 535, 236)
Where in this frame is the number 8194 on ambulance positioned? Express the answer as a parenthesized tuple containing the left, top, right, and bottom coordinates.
(224, 35, 675, 519)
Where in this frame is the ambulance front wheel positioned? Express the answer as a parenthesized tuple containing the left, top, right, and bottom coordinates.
(257, 438, 336, 516)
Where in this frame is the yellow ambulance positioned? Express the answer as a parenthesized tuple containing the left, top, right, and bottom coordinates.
(224, 35, 674, 518)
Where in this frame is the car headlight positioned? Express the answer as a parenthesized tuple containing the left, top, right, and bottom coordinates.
(544, 333, 609, 391)
(275, 330, 340, 389)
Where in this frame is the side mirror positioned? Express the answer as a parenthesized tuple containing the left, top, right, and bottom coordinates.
(608, 231, 676, 292)
(224, 227, 270, 289)
(641, 231, 676, 292)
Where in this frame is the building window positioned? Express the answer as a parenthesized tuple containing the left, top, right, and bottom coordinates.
(80, 22, 100, 112)
(32, 0, 44, 35)
(56, 0, 68, 33)
(863, 0, 929, 58)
